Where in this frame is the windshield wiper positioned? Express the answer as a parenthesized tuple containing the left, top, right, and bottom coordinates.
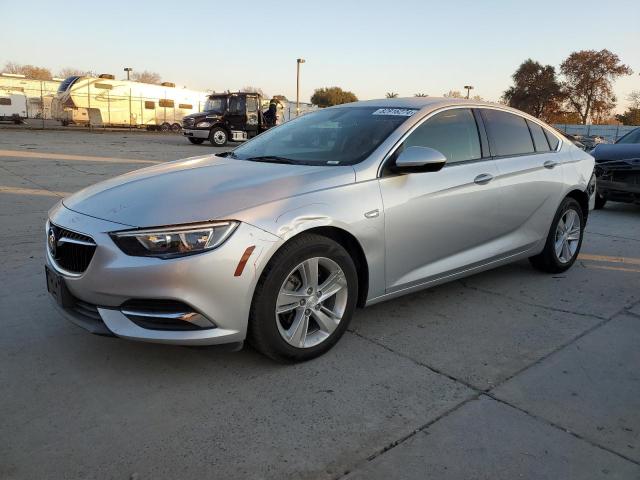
(245, 155, 299, 165)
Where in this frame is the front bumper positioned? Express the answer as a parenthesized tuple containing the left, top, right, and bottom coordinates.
(46, 203, 281, 345)
(183, 128, 210, 139)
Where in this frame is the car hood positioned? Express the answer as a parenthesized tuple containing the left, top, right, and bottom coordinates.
(592, 144, 640, 162)
(63, 155, 356, 228)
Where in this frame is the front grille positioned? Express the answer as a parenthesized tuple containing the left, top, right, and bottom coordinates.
(48, 223, 96, 274)
(183, 117, 195, 127)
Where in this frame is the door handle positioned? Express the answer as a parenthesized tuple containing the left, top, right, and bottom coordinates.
(543, 160, 558, 169)
(474, 173, 494, 185)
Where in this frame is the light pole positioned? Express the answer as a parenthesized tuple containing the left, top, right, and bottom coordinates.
(464, 85, 474, 99)
(124, 67, 133, 81)
(296, 58, 305, 117)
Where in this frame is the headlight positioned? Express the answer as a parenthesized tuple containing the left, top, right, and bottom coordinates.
(196, 121, 212, 128)
(111, 221, 239, 258)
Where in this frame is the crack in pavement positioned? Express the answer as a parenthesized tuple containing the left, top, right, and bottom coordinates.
(339, 296, 640, 478)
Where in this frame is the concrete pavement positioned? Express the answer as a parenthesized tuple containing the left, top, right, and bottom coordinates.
(1, 129, 638, 479)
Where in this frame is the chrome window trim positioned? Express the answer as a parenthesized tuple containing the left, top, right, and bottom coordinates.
(376, 104, 563, 178)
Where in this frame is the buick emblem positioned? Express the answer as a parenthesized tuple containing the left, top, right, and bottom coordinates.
(48, 228, 57, 257)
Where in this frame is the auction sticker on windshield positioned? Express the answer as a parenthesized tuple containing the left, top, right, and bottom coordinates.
(372, 108, 418, 116)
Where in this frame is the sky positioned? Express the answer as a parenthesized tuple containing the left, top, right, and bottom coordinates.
(1, 0, 639, 111)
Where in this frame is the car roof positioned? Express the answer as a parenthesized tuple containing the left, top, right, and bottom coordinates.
(336, 97, 497, 110)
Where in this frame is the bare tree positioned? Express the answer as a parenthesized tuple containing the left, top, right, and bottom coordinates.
(57, 67, 91, 78)
(443, 90, 463, 98)
(241, 86, 268, 98)
(627, 91, 640, 110)
(3, 61, 52, 80)
(131, 70, 162, 84)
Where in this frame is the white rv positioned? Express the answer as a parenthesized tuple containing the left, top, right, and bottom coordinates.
(51, 74, 210, 130)
(0, 73, 62, 119)
(0, 90, 27, 123)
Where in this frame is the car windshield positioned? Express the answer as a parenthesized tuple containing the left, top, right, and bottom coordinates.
(231, 106, 417, 165)
(205, 97, 226, 113)
(616, 128, 640, 144)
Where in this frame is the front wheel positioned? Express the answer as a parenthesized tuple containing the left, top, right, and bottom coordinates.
(209, 127, 228, 146)
(188, 137, 205, 145)
(529, 197, 584, 273)
(249, 234, 358, 362)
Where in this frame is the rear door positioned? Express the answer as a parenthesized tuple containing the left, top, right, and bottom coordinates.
(379, 108, 504, 292)
(480, 108, 566, 251)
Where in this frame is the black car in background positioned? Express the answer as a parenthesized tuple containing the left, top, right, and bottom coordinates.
(591, 127, 640, 209)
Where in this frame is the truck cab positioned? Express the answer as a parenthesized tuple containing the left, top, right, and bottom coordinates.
(182, 92, 265, 146)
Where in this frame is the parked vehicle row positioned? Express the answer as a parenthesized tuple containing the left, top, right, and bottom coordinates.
(45, 98, 595, 361)
(591, 127, 640, 208)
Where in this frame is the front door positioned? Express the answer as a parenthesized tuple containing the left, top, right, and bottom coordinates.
(379, 108, 504, 292)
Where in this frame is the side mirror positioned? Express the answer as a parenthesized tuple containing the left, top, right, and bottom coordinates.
(393, 146, 447, 173)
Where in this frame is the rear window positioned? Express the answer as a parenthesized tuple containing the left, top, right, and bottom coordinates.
(544, 129, 560, 150)
(616, 128, 640, 144)
(482, 109, 535, 156)
(527, 120, 551, 152)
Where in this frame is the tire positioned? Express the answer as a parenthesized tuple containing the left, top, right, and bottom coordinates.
(594, 191, 607, 209)
(188, 137, 205, 145)
(529, 197, 585, 273)
(248, 233, 358, 362)
(160, 122, 171, 132)
(171, 123, 182, 133)
(209, 127, 228, 146)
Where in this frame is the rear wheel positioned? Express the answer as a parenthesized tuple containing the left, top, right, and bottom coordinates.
(188, 137, 205, 145)
(160, 122, 171, 132)
(529, 197, 584, 273)
(249, 233, 358, 362)
(171, 123, 182, 132)
(209, 127, 228, 146)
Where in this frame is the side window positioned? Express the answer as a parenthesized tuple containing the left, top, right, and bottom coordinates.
(178, 103, 193, 109)
(527, 120, 550, 152)
(0, 98, 12, 106)
(544, 128, 560, 150)
(402, 109, 481, 164)
(159, 99, 174, 108)
(246, 97, 258, 113)
(482, 109, 535, 156)
(144, 101, 155, 110)
(229, 96, 246, 114)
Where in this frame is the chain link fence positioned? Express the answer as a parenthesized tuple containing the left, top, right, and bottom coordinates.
(553, 124, 638, 143)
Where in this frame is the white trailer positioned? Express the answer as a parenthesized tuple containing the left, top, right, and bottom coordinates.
(0, 74, 62, 119)
(0, 90, 27, 123)
(52, 74, 210, 130)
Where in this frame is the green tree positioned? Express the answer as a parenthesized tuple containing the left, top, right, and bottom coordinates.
(385, 92, 399, 98)
(560, 49, 632, 124)
(414, 93, 428, 97)
(502, 59, 564, 120)
(310, 87, 358, 107)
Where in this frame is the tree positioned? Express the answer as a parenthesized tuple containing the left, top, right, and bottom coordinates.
(414, 93, 428, 97)
(560, 49, 632, 124)
(131, 70, 162, 84)
(242, 86, 268, 98)
(57, 67, 90, 78)
(502, 59, 564, 120)
(310, 87, 358, 107)
(615, 108, 640, 126)
(627, 91, 640, 110)
(443, 90, 463, 98)
(385, 92, 399, 98)
(3, 61, 52, 80)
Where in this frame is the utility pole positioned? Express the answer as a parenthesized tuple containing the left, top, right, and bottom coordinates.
(124, 67, 133, 81)
(464, 85, 474, 99)
(296, 58, 305, 117)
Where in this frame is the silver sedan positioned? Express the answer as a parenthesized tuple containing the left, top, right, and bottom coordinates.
(45, 98, 595, 361)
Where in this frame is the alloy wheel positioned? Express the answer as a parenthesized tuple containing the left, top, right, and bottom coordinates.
(275, 257, 348, 348)
(554, 208, 581, 263)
